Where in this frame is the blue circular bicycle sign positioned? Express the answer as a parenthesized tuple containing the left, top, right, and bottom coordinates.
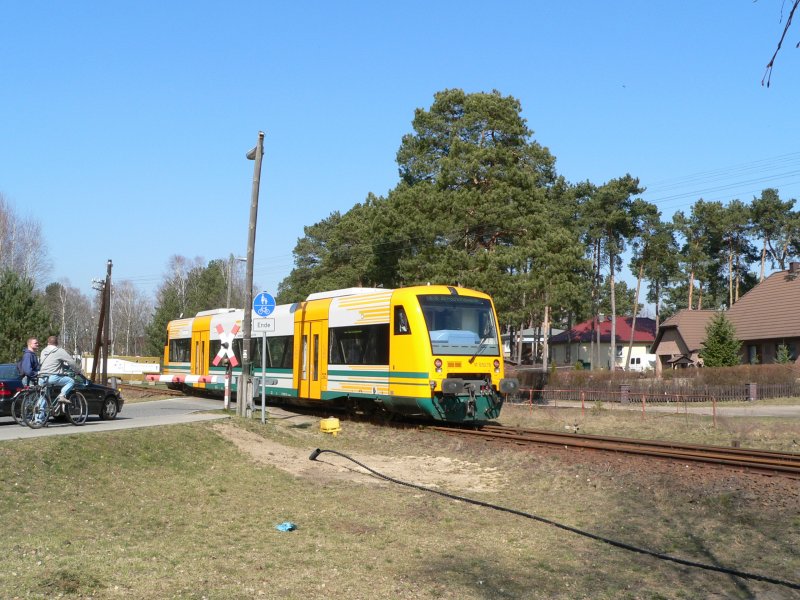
(253, 292, 276, 317)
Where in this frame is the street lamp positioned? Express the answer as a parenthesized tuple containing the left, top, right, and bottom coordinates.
(239, 131, 265, 417)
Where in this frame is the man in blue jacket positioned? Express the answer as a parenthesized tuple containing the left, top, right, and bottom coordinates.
(20, 337, 40, 386)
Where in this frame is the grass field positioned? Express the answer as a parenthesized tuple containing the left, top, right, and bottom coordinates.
(0, 405, 798, 599)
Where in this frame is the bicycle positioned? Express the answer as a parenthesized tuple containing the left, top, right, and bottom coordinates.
(10, 387, 31, 425)
(20, 381, 88, 429)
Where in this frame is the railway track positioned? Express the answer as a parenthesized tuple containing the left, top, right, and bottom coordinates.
(431, 425, 800, 478)
(118, 383, 187, 398)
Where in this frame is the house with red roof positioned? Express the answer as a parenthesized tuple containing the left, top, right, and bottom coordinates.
(549, 316, 658, 370)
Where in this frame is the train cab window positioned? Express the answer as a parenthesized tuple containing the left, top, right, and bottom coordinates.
(417, 294, 499, 356)
(394, 306, 411, 335)
(169, 338, 191, 362)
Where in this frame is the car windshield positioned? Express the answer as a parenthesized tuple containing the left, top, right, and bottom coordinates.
(417, 294, 499, 357)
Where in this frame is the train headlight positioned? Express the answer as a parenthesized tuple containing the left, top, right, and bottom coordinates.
(493, 359, 500, 373)
(434, 358, 442, 373)
(429, 380, 437, 390)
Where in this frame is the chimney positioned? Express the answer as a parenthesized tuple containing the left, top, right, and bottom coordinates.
(789, 262, 800, 274)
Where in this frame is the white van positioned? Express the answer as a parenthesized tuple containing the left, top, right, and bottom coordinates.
(624, 354, 656, 372)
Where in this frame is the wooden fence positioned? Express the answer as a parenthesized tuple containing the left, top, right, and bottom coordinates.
(509, 381, 800, 405)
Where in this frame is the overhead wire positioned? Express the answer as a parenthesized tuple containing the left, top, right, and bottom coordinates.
(113, 152, 800, 292)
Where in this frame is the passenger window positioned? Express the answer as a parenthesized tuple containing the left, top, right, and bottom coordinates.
(329, 325, 390, 365)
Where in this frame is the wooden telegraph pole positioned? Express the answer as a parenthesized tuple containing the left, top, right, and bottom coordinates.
(239, 132, 264, 417)
(91, 259, 112, 384)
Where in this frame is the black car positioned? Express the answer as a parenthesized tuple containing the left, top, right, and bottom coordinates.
(0, 367, 124, 421)
(70, 373, 125, 420)
(0, 363, 25, 417)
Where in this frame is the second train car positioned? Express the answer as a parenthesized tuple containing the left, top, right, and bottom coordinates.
(154, 285, 518, 423)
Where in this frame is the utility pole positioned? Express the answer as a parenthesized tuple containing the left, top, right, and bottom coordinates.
(102, 259, 112, 385)
(90, 260, 112, 384)
(239, 131, 264, 417)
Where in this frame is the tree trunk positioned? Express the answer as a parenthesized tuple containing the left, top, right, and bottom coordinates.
(760, 241, 766, 282)
(609, 250, 616, 371)
(541, 304, 550, 373)
(728, 244, 733, 308)
(654, 281, 661, 329)
(688, 269, 695, 310)
(735, 250, 741, 303)
(590, 239, 600, 371)
(626, 262, 644, 371)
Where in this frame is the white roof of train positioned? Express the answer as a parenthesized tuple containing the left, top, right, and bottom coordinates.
(305, 287, 393, 301)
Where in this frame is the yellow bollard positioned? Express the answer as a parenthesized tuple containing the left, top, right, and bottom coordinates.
(320, 417, 341, 436)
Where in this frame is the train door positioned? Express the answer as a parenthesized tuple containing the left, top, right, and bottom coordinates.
(299, 320, 327, 400)
(193, 330, 209, 382)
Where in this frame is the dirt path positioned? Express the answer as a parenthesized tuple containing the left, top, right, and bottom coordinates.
(212, 421, 506, 493)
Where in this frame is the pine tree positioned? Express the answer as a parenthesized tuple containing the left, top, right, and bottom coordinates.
(699, 313, 742, 367)
(0, 270, 53, 362)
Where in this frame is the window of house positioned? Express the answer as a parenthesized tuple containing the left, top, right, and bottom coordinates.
(774, 341, 797, 362)
(747, 344, 762, 365)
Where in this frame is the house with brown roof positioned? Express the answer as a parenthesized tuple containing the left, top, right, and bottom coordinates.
(549, 316, 657, 370)
(725, 263, 800, 365)
(650, 309, 716, 372)
(651, 262, 800, 370)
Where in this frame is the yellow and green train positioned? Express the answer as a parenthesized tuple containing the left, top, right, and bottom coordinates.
(150, 285, 518, 423)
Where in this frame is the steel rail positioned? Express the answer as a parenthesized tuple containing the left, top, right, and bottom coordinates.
(118, 383, 186, 397)
(431, 425, 800, 477)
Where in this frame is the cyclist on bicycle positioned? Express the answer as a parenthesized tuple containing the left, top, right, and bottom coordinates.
(38, 335, 82, 404)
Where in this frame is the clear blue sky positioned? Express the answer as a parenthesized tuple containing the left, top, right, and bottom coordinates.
(2, 1, 799, 306)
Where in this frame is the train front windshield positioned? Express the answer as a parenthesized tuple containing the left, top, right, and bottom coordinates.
(417, 294, 500, 357)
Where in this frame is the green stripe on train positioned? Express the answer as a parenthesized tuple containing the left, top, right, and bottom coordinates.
(327, 369, 428, 379)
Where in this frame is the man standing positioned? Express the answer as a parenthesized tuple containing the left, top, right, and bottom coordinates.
(20, 337, 40, 385)
(38, 335, 82, 404)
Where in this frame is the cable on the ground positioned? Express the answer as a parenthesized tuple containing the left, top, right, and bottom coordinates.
(309, 448, 799, 591)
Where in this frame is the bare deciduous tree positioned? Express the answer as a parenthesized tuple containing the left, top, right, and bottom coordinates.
(112, 280, 152, 356)
(763, 0, 800, 86)
(0, 193, 51, 285)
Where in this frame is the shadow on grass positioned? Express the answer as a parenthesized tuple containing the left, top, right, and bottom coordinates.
(41, 568, 104, 596)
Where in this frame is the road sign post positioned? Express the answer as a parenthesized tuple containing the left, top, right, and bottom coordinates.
(252, 292, 275, 423)
(261, 332, 267, 424)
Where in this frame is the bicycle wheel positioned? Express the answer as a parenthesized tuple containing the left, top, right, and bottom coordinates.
(23, 392, 50, 429)
(11, 391, 28, 424)
(66, 392, 89, 425)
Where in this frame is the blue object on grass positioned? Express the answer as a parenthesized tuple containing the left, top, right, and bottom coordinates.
(275, 521, 297, 532)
